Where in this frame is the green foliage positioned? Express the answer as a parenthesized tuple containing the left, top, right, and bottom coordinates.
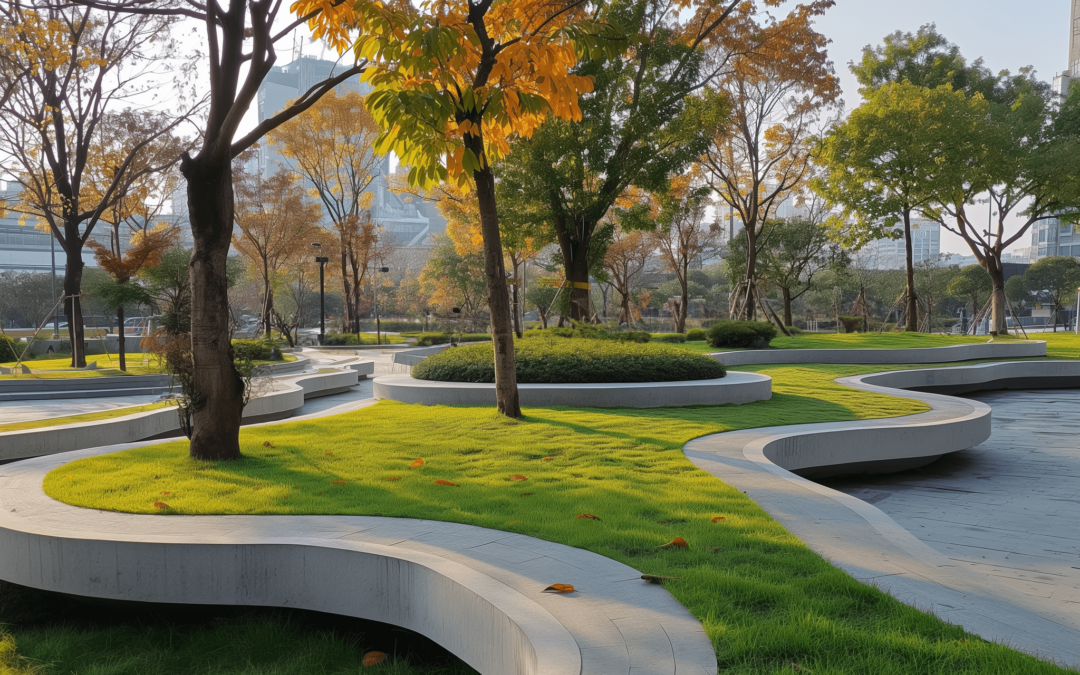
(414, 332, 491, 347)
(231, 339, 281, 363)
(1024, 256, 1080, 314)
(522, 325, 652, 343)
(839, 316, 865, 333)
(412, 338, 725, 383)
(323, 333, 407, 346)
(0, 335, 18, 363)
(651, 332, 687, 343)
(686, 328, 707, 342)
(947, 265, 993, 313)
(706, 320, 778, 349)
(851, 24, 996, 96)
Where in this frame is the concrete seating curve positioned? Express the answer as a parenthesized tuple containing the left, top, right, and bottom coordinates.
(710, 340, 1046, 367)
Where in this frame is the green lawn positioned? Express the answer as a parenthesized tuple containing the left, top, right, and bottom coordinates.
(42, 363, 1076, 674)
(0, 353, 296, 380)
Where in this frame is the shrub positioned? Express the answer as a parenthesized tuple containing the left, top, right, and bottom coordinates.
(412, 337, 725, 384)
(785, 325, 804, 336)
(232, 338, 281, 362)
(706, 320, 777, 349)
(0, 335, 19, 363)
(686, 328, 707, 342)
(522, 325, 651, 343)
(839, 316, 865, 334)
(651, 332, 687, 343)
(415, 332, 490, 347)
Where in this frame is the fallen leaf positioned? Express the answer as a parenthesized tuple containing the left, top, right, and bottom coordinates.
(65, 475, 72, 479)
(506, 520, 522, 525)
(658, 537, 688, 550)
(153, 501, 170, 510)
(325, 452, 333, 457)
(385, 476, 401, 481)
(575, 514, 601, 521)
(542, 584, 576, 593)
(711, 516, 725, 523)
(160, 491, 171, 496)
(521, 493, 533, 497)
(541, 456, 554, 461)
(788, 664, 812, 673)
(331, 481, 347, 485)
(362, 651, 388, 667)
(316, 493, 323, 496)
(641, 574, 680, 584)
(263, 441, 274, 448)
(252, 487, 261, 491)
(292, 486, 300, 490)
(434, 479, 457, 486)
(509, 474, 527, 481)
(410, 458, 424, 468)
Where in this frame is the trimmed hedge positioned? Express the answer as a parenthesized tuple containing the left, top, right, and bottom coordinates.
(706, 320, 778, 349)
(414, 332, 491, 346)
(231, 338, 282, 362)
(522, 325, 651, 343)
(686, 328, 707, 342)
(651, 333, 687, 343)
(412, 337, 726, 384)
(323, 333, 406, 346)
(0, 335, 18, 363)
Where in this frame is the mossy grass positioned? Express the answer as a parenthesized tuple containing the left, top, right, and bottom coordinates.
(44, 363, 1076, 673)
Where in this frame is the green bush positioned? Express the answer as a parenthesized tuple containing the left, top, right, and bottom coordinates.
(415, 332, 490, 347)
(0, 335, 18, 362)
(785, 325, 804, 336)
(231, 338, 281, 362)
(522, 325, 651, 343)
(651, 332, 687, 343)
(413, 337, 725, 383)
(706, 320, 777, 349)
(840, 316, 865, 334)
(686, 328, 707, 342)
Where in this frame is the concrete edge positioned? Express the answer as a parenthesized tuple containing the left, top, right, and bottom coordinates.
(710, 340, 1047, 366)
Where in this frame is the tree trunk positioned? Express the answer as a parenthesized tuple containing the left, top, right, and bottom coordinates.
(117, 303, 126, 372)
(552, 215, 593, 323)
(781, 286, 793, 328)
(467, 136, 520, 417)
(511, 257, 522, 338)
(183, 154, 245, 461)
(984, 257, 1007, 335)
(340, 251, 354, 334)
(676, 271, 689, 333)
(61, 238, 86, 368)
(262, 272, 273, 338)
(902, 210, 919, 332)
(742, 228, 758, 321)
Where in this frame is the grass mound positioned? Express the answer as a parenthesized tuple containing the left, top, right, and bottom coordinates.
(412, 337, 725, 383)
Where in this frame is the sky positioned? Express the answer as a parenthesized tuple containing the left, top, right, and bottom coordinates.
(784, 0, 1072, 257)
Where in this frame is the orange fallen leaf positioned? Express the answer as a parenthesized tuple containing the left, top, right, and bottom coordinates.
(521, 493, 533, 497)
(252, 487, 261, 491)
(575, 514, 601, 521)
(362, 651, 388, 667)
(65, 475, 72, 479)
(541, 456, 554, 461)
(658, 537, 688, 549)
(160, 491, 171, 496)
(542, 583, 576, 593)
(509, 474, 527, 481)
(410, 458, 424, 468)
(711, 516, 725, 523)
(331, 481, 347, 485)
(433, 479, 457, 487)
(325, 452, 333, 457)
(263, 441, 274, 448)
(153, 501, 170, 510)
(386, 476, 402, 481)
(316, 493, 323, 496)
(641, 574, 680, 584)
(506, 520, 522, 525)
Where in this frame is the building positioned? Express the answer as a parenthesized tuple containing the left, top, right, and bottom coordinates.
(863, 219, 941, 270)
(1023, 217, 1080, 262)
(0, 183, 101, 274)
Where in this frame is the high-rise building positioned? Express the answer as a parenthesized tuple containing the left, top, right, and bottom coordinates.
(863, 219, 941, 270)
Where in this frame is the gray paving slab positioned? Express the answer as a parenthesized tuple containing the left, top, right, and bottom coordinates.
(0, 394, 162, 423)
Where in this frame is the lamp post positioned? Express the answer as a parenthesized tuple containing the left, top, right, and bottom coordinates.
(312, 242, 329, 345)
(373, 265, 389, 345)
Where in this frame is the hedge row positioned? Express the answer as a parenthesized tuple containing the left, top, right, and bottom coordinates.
(522, 326, 652, 343)
(414, 332, 491, 346)
(412, 338, 726, 384)
(0, 335, 18, 363)
(231, 338, 282, 362)
(706, 320, 778, 349)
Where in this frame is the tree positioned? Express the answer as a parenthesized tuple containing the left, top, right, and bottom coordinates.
(651, 177, 719, 332)
(0, 5, 192, 367)
(816, 83, 971, 332)
(349, 0, 620, 417)
(757, 216, 836, 328)
(850, 24, 996, 96)
(420, 234, 488, 333)
(1, 272, 55, 331)
(232, 165, 322, 338)
(525, 285, 559, 329)
(946, 264, 993, 324)
(1024, 257, 1080, 331)
(270, 89, 382, 334)
(602, 225, 652, 328)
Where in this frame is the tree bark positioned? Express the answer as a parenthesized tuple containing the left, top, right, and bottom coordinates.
(61, 236, 86, 368)
(511, 257, 522, 338)
(117, 303, 126, 372)
(741, 229, 758, 321)
(781, 286, 793, 328)
(467, 135, 520, 417)
(902, 210, 919, 332)
(676, 270, 689, 333)
(183, 153, 245, 460)
(984, 257, 1007, 335)
(552, 215, 593, 323)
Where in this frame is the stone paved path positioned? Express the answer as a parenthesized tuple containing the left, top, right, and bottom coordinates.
(826, 389, 1080, 620)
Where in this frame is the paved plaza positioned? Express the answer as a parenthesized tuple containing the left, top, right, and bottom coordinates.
(827, 389, 1080, 620)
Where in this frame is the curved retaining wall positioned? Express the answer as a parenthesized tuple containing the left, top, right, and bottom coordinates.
(711, 340, 1046, 367)
(374, 371, 772, 408)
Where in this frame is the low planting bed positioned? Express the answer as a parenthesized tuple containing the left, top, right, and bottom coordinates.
(412, 338, 725, 383)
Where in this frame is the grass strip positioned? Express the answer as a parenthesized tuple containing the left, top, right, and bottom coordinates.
(43, 363, 1078, 673)
(0, 402, 173, 433)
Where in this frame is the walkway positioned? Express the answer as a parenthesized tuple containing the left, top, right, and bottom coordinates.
(0, 395, 161, 424)
(826, 388, 1080, 621)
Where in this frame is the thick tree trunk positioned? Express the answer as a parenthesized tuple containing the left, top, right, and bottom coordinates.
(984, 257, 1007, 335)
(340, 251, 354, 334)
(468, 137, 520, 418)
(183, 154, 245, 460)
(262, 273, 273, 338)
(61, 239, 86, 368)
(117, 304, 126, 372)
(902, 211, 919, 332)
(781, 287, 793, 328)
(511, 258, 522, 338)
(742, 229, 758, 321)
(552, 215, 593, 323)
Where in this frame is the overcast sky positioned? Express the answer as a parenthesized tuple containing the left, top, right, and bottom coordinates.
(788, 0, 1071, 256)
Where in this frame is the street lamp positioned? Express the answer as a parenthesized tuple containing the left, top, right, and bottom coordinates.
(312, 242, 329, 345)
(373, 265, 389, 345)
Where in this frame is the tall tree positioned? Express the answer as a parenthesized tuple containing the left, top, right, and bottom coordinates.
(80, 0, 368, 459)
(757, 216, 837, 328)
(350, 0, 616, 416)
(850, 23, 995, 96)
(420, 233, 489, 333)
(269, 89, 382, 334)
(0, 5, 191, 366)
(947, 264, 993, 323)
(602, 225, 652, 328)
(232, 166, 322, 338)
(700, 9, 839, 320)
(1024, 256, 1080, 331)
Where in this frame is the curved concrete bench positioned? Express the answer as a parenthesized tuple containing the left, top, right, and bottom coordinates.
(391, 343, 454, 368)
(0, 444, 716, 675)
(684, 360, 1080, 667)
(711, 340, 1046, 367)
(0, 373, 175, 402)
(374, 372, 771, 408)
(0, 365, 363, 462)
